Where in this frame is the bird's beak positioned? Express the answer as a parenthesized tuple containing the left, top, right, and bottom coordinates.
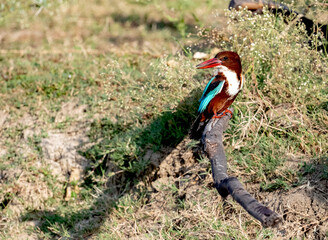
(196, 58, 222, 69)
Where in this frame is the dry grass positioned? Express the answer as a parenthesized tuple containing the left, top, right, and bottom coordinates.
(0, 0, 327, 239)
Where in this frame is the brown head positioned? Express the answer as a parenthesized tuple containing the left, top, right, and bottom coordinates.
(196, 51, 242, 76)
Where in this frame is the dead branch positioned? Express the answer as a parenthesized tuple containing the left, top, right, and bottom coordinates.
(201, 108, 282, 227)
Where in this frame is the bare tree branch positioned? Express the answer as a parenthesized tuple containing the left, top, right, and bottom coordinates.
(201, 108, 282, 227)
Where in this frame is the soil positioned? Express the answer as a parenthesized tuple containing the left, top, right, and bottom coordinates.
(0, 100, 90, 221)
(262, 169, 328, 239)
(1, 101, 327, 239)
(138, 139, 328, 239)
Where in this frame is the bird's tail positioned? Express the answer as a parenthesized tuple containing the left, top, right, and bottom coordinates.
(189, 114, 208, 140)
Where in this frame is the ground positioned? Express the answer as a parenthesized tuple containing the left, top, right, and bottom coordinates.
(0, 0, 328, 239)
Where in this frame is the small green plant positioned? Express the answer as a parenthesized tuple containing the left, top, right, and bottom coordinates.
(301, 162, 316, 175)
(260, 178, 290, 192)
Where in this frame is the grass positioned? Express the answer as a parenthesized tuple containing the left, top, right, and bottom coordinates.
(0, 0, 327, 239)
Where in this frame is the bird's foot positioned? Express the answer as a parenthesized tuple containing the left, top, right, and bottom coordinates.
(212, 109, 233, 119)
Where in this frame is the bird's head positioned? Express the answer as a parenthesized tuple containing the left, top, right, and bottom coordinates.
(196, 51, 242, 76)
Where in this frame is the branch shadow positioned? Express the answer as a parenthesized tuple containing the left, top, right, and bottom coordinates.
(21, 88, 203, 238)
(110, 12, 197, 37)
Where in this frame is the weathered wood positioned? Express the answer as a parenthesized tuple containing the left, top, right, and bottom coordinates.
(201, 108, 282, 227)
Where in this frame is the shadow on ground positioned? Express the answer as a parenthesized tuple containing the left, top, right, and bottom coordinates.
(21, 88, 204, 237)
(111, 12, 197, 33)
(20, 86, 328, 238)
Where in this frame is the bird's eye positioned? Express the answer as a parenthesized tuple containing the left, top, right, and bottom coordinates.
(223, 56, 228, 61)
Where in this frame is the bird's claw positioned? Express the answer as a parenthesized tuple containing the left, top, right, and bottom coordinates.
(212, 109, 233, 119)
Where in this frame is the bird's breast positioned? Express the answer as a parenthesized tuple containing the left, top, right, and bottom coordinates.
(225, 73, 240, 97)
(217, 66, 241, 97)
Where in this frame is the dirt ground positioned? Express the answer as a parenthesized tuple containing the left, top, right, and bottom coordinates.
(1, 99, 328, 239)
(140, 139, 328, 239)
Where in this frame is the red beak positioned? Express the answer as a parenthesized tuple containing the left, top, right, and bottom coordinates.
(196, 58, 222, 69)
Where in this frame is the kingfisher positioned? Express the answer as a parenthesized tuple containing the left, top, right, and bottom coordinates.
(190, 51, 244, 139)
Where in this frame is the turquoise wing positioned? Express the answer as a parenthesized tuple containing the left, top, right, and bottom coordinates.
(199, 76, 215, 103)
(198, 80, 225, 113)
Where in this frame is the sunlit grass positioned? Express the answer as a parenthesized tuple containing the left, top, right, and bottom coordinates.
(0, 0, 327, 239)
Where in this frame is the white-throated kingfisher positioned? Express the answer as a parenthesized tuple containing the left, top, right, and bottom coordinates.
(190, 51, 244, 139)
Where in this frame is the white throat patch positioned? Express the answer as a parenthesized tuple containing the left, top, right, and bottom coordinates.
(213, 66, 240, 96)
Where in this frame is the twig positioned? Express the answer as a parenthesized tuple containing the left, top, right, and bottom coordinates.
(201, 108, 282, 227)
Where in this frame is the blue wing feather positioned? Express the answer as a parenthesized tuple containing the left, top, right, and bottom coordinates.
(198, 80, 224, 113)
(199, 76, 215, 103)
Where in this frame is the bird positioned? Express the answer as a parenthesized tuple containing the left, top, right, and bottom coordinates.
(190, 51, 244, 140)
